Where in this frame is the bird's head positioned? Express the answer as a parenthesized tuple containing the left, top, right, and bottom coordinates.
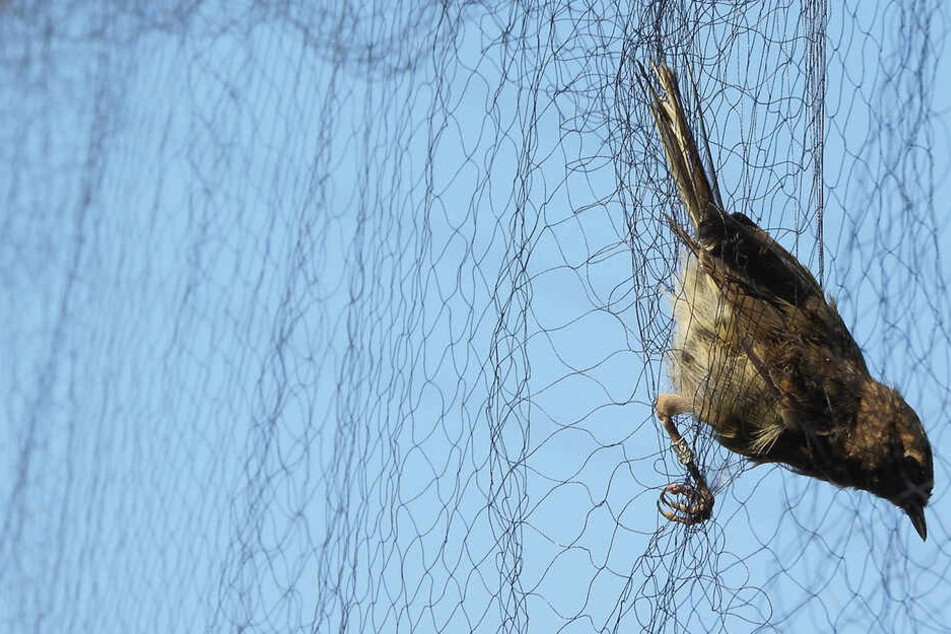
(856, 381, 933, 540)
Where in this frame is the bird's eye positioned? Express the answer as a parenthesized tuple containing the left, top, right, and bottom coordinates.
(902, 456, 925, 484)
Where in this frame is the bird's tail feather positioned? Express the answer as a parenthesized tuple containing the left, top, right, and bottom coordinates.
(642, 61, 723, 233)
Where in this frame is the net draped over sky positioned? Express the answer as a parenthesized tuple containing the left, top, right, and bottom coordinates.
(2, 1, 950, 633)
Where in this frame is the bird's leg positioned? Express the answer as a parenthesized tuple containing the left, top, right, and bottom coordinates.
(655, 393, 714, 524)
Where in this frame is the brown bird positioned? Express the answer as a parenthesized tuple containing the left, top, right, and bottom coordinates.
(641, 61, 933, 540)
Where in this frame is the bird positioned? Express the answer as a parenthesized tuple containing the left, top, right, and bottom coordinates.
(641, 61, 933, 540)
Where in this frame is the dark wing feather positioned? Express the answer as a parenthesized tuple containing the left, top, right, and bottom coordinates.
(701, 212, 821, 308)
(690, 217, 869, 438)
(705, 214, 867, 371)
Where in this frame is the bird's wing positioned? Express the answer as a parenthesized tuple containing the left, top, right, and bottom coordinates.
(682, 221, 869, 437)
(687, 215, 867, 372)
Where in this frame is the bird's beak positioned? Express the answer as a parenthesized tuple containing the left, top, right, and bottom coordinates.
(905, 504, 927, 541)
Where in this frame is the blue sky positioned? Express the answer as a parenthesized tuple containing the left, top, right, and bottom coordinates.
(1, 2, 950, 633)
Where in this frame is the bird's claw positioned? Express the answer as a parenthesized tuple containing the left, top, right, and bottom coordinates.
(658, 481, 714, 524)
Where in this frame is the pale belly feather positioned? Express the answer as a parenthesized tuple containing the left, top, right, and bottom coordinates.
(669, 256, 783, 457)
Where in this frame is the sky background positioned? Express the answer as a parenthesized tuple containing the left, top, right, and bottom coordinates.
(2, 2, 950, 633)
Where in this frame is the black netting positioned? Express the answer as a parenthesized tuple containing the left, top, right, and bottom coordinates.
(1, 1, 948, 633)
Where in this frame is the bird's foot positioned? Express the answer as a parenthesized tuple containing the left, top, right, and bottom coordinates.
(654, 393, 714, 524)
(658, 481, 714, 524)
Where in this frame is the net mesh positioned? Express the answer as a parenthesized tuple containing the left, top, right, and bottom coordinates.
(1, 1, 949, 632)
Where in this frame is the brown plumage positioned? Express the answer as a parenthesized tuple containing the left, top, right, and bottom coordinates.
(643, 61, 933, 539)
